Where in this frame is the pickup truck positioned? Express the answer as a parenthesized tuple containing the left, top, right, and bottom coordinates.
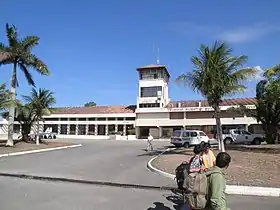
(222, 129, 265, 145)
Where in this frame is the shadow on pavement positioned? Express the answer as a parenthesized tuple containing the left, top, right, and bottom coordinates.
(147, 189, 189, 210)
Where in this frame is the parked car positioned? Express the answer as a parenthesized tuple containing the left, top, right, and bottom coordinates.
(222, 129, 264, 145)
(170, 130, 209, 148)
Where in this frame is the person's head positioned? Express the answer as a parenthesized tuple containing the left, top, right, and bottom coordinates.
(203, 143, 211, 153)
(193, 145, 201, 155)
(216, 152, 231, 169)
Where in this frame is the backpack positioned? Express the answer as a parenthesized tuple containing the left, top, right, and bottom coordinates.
(175, 161, 189, 190)
(183, 170, 208, 209)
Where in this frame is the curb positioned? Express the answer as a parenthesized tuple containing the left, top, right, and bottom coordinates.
(147, 148, 280, 197)
(0, 144, 82, 158)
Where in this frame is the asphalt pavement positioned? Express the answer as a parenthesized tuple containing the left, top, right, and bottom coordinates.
(0, 139, 279, 209)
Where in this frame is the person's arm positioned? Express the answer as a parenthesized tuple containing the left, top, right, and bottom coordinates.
(209, 174, 227, 210)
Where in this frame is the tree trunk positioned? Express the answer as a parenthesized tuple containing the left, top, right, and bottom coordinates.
(6, 63, 17, 147)
(215, 106, 225, 152)
(22, 123, 32, 143)
(36, 121, 40, 145)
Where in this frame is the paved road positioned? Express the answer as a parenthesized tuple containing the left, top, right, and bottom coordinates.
(0, 139, 279, 209)
(0, 140, 174, 187)
(1, 176, 279, 210)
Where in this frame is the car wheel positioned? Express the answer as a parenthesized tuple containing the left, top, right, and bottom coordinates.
(224, 138, 232, 145)
(183, 142, 189, 148)
(53, 135, 56, 139)
(48, 135, 52, 139)
(253, 138, 261, 145)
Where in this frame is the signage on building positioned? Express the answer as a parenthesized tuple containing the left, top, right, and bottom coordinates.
(168, 107, 214, 112)
(168, 105, 256, 112)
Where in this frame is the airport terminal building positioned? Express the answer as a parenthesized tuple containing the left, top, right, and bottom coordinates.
(0, 64, 263, 139)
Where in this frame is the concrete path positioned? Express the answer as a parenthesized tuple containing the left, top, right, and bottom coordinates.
(0, 139, 279, 209)
(0, 140, 175, 187)
(1, 176, 279, 210)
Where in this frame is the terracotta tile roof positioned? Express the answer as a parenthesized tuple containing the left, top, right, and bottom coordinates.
(136, 64, 170, 77)
(51, 105, 136, 115)
(166, 97, 256, 108)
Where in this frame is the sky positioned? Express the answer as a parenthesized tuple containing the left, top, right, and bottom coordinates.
(0, 0, 280, 107)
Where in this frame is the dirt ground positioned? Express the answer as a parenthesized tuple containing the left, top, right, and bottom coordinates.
(0, 140, 73, 155)
(151, 144, 280, 188)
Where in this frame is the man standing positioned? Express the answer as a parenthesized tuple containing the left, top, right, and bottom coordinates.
(206, 152, 231, 210)
(147, 133, 154, 151)
(202, 143, 216, 169)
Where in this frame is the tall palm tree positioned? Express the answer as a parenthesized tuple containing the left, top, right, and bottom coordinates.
(0, 23, 50, 146)
(23, 88, 56, 145)
(177, 41, 257, 151)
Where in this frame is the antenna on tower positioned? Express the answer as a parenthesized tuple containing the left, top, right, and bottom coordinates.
(156, 48, 160, 64)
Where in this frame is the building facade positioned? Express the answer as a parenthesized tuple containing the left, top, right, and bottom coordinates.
(0, 64, 263, 139)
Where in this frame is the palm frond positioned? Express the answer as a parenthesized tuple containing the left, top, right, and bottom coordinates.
(24, 54, 50, 76)
(21, 36, 39, 52)
(5, 23, 18, 47)
(18, 63, 35, 86)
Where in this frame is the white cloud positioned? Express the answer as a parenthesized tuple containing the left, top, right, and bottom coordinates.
(169, 22, 280, 43)
(253, 66, 265, 80)
(218, 24, 280, 43)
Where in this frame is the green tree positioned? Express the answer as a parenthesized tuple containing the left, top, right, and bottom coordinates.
(0, 83, 12, 111)
(2, 88, 55, 143)
(177, 41, 257, 151)
(0, 24, 50, 146)
(84, 101, 96, 107)
(229, 65, 280, 144)
(22, 88, 56, 145)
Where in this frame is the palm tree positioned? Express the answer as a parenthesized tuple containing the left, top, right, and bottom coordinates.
(0, 23, 50, 146)
(177, 41, 257, 151)
(23, 88, 56, 145)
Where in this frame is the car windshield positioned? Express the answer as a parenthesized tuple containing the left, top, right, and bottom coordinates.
(173, 131, 181, 137)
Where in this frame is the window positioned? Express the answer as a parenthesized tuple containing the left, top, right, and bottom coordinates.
(199, 132, 207, 136)
(191, 132, 198, 137)
(89, 118, 96, 121)
(117, 118, 124, 121)
(242, 130, 251, 135)
(233, 130, 241, 135)
(173, 131, 181, 137)
(60, 118, 68, 121)
(153, 74, 158, 79)
(69, 118, 76, 121)
(169, 112, 184, 119)
(125, 117, 135, 121)
(107, 118, 116, 121)
(78, 118, 86, 121)
(182, 132, 189, 137)
(97, 118, 106, 121)
(139, 103, 160, 108)
(140, 86, 162, 97)
(61, 125, 67, 134)
(44, 118, 58, 121)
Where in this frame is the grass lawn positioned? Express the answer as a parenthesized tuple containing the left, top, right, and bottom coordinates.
(151, 144, 280, 188)
(0, 140, 74, 155)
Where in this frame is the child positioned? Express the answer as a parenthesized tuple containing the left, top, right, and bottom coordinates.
(188, 144, 204, 173)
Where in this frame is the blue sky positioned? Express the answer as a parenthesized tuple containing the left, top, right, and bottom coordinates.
(0, 0, 279, 107)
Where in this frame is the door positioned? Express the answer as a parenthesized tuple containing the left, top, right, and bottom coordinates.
(182, 131, 190, 143)
(199, 131, 209, 143)
(232, 130, 242, 143)
(241, 130, 252, 143)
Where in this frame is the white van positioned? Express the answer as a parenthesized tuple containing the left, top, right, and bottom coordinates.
(170, 130, 209, 147)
